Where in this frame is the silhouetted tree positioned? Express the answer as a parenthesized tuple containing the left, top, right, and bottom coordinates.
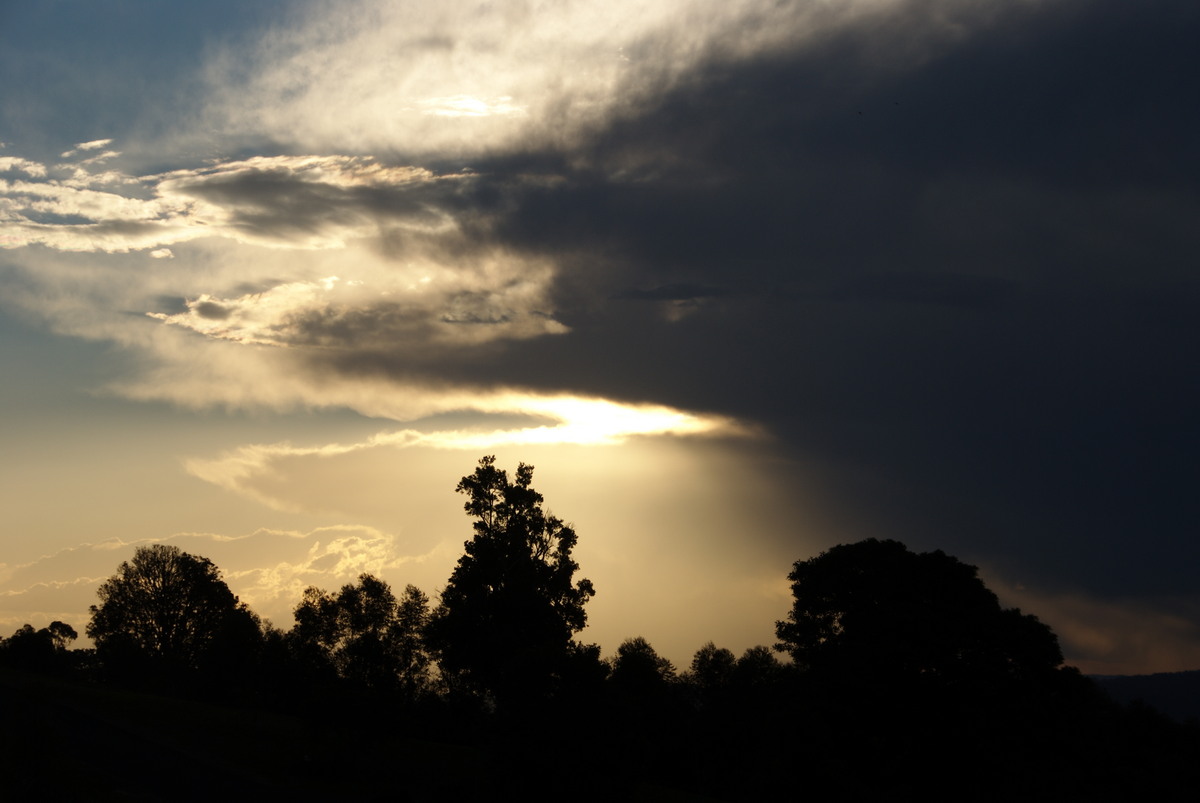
(690, 642, 737, 691)
(603, 636, 685, 780)
(47, 621, 78, 650)
(0, 621, 77, 674)
(609, 636, 676, 693)
(733, 645, 784, 689)
(775, 538, 1063, 685)
(425, 456, 595, 705)
(291, 574, 433, 697)
(394, 584, 435, 699)
(785, 540, 1200, 799)
(87, 544, 258, 676)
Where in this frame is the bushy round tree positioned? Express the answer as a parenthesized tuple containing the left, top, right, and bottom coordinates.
(87, 544, 258, 674)
(775, 538, 1063, 684)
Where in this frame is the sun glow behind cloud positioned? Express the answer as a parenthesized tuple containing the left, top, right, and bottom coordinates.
(417, 94, 526, 118)
(199, 0, 913, 157)
(461, 394, 744, 446)
(2, 140, 742, 450)
(186, 394, 744, 511)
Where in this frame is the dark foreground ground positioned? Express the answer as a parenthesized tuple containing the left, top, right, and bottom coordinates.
(4, 667, 1198, 802)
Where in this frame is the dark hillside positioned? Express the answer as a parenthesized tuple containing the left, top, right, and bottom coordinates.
(1094, 670, 1200, 723)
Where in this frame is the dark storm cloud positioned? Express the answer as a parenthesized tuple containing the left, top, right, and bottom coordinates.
(315, 1, 1200, 603)
(827, 271, 1021, 310)
(614, 284, 733, 302)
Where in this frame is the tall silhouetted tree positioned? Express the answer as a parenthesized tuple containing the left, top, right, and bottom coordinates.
(425, 456, 595, 705)
(87, 544, 258, 676)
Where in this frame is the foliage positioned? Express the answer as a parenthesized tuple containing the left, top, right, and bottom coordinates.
(291, 574, 433, 697)
(775, 538, 1063, 684)
(86, 544, 258, 673)
(425, 456, 595, 704)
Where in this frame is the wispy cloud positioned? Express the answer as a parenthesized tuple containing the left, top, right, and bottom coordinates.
(0, 526, 441, 636)
(0, 152, 468, 253)
(60, 139, 115, 158)
(146, 271, 568, 349)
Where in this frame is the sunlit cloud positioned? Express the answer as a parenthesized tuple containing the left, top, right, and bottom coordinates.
(146, 267, 568, 350)
(0, 157, 47, 178)
(60, 139, 114, 158)
(464, 394, 748, 446)
(0, 151, 469, 253)
(186, 395, 745, 512)
(222, 525, 443, 620)
(70, 150, 122, 168)
(418, 94, 526, 118)
(199, 0, 930, 157)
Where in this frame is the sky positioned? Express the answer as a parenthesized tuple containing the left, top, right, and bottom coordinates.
(1, 0, 1198, 676)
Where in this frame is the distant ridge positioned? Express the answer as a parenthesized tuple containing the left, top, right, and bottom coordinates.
(1092, 670, 1200, 724)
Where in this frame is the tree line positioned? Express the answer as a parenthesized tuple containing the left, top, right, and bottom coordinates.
(3, 456, 1197, 799)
